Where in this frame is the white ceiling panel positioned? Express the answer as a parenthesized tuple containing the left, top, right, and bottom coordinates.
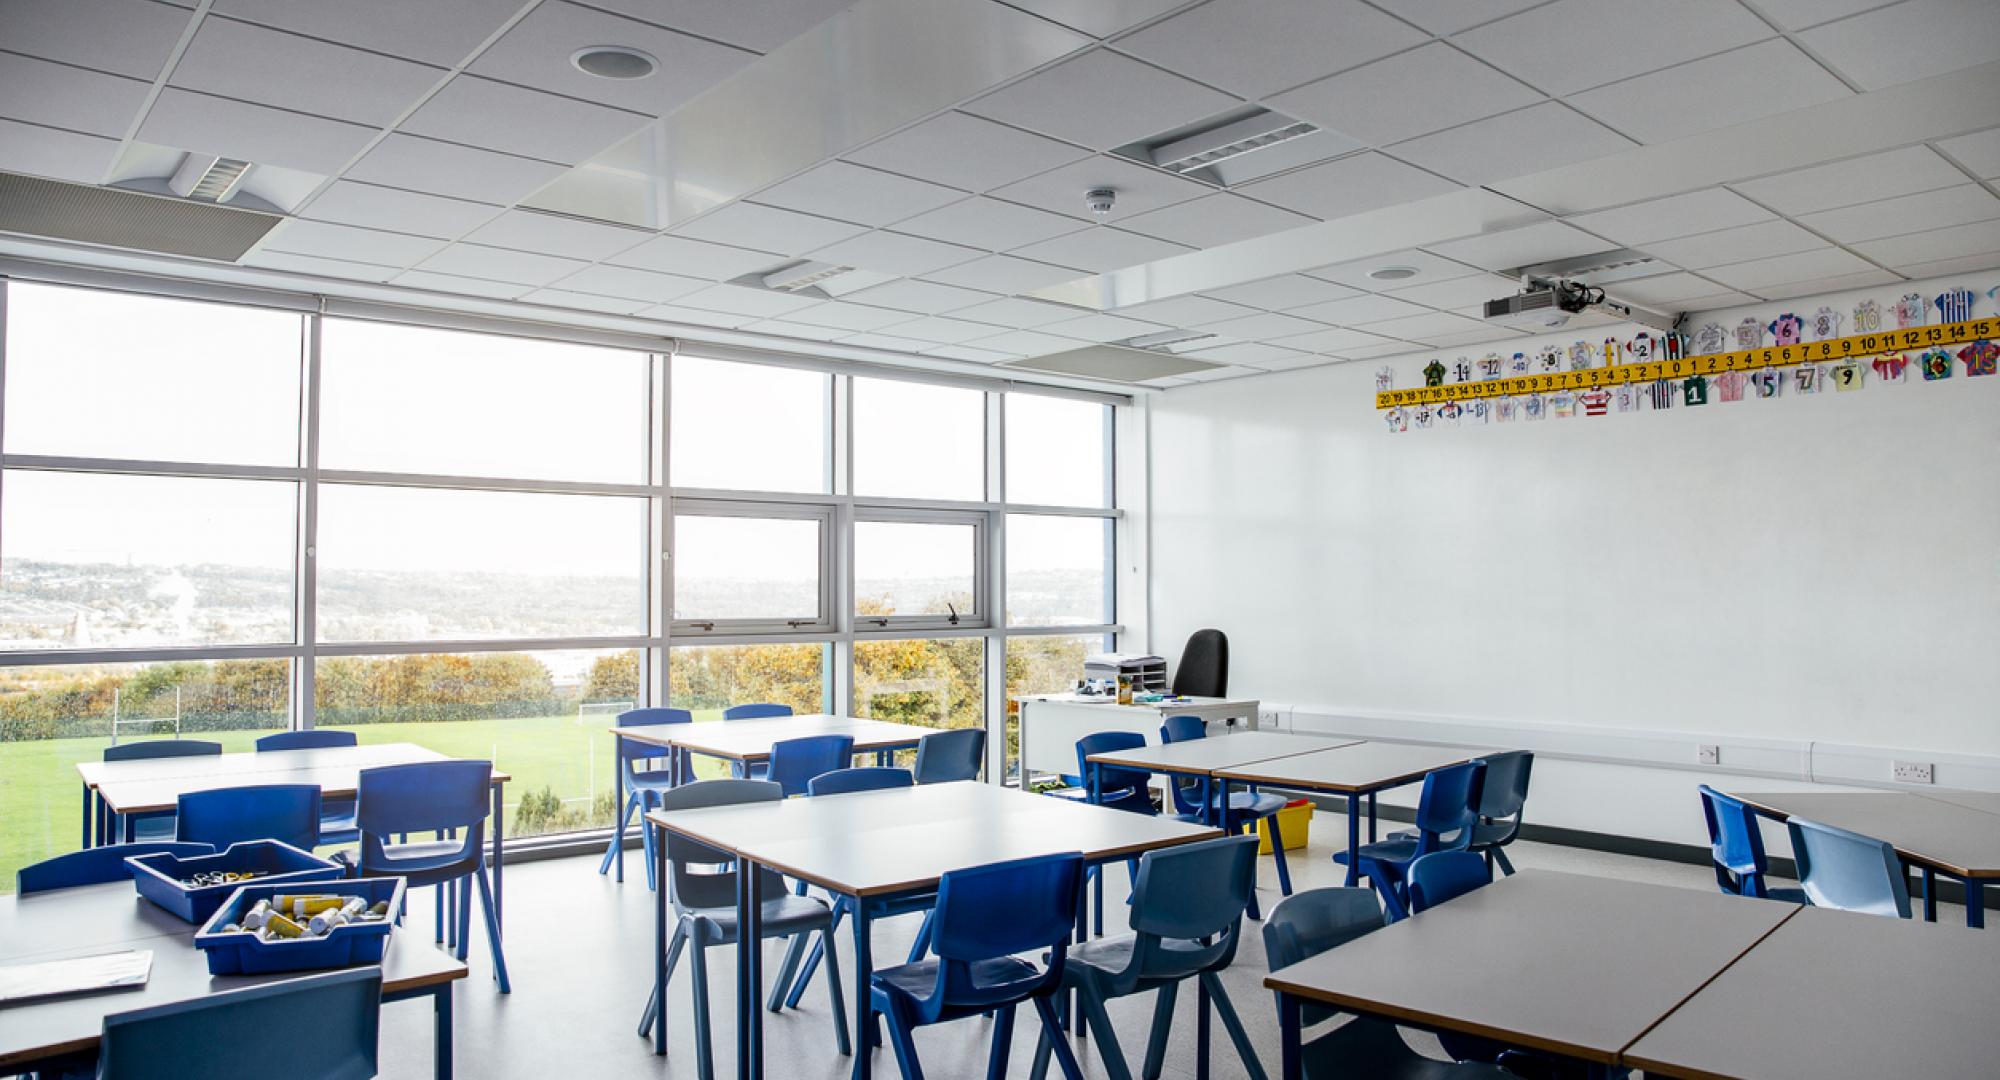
(1199, 311, 1327, 341)
(1755, 269, 1904, 301)
(548, 263, 707, 304)
(835, 331, 937, 352)
(954, 296, 1092, 328)
(808, 230, 983, 277)
(1800, 185, 2000, 245)
(755, 162, 966, 227)
(779, 302, 918, 333)
(1639, 219, 1828, 269)
(1309, 249, 1482, 290)
(583, 0, 860, 53)
(399, 76, 650, 165)
(1426, 221, 1612, 272)
(1365, 0, 1545, 35)
(862, 315, 994, 344)
(1424, 325, 1518, 347)
(172, 17, 444, 128)
(1183, 342, 1314, 368)
(1040, 312, 1167, 342)
(1701, 247, 1876, 291)
(468, 2, 754, 117)
(1607, 272, 1737, 306)
(262, 219, 446, 266)
(1729, 146, 1968, 216)
(343, 134, 567, 206)
(1238, 153, 1462, 221)
(462, 209, 650, 261)
(1454, 0, 1773, 97)
(1265, 325, 1396, 353)
(1335, 341, 1420, 360)
(676, 283, 821, 318)
(988, 155, 1208, 224)
(1362, 310, 1492, 343)
(844, 112, 1090, 193)
(1270, 43, 1542, 148)
(1, 0, 192, 79)
(923, 344, 1015, 363)
(1115, 0, 1425, 99)
(1937, 127, 2000, 180)
(210, 0, 526, 66)
(0, 118, 119, 183)
(417, 243, 590, 287)
(1390, 103, 1636, 187)
(925, 254, 1079, 293)
(1749, 0, 1892, 29)
(608, 235, 778, 279)
(388, 268, 532, 299)
(639, 302, 755, 328)
(1893, 254, 2000, 279)
(1569, 40, 1850, 145)
(960, 328, 1087, 357)
(1200, 274, 1358, 311)
(139, 88, 377, 174)
(845, 278, 996, 314)
(1008, 226, 1192, 272)
(966, 49, 1239, 151)
(1852, 218, 2000, 268)
(517, 288, 650, 315)
(1567, 188, 1776, 247)
(299, 181, 501, 239)
(1800, 0, 2000, 91)
(241, 249, 399, 281)
(1115, 293, 1260, 325)
(998, 0, 1198, 39)
(1288, 293, 1430, 326)
(0, 54, 150, 138)
(894, 197, 1086, 250)
(1118, 194, 1316, 248)
(673, 201, 866, 255)
(739, 319, 848, 343)
(1386, 273, 1524, 311)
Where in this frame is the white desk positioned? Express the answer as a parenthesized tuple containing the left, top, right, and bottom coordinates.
(1015, 693, 1260, 779)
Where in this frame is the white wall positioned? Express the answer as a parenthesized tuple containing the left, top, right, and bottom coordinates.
(1146, 270, 2000, 845)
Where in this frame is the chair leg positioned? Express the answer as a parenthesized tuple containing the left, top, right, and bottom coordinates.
(474, 866, 511, 994)
(1200, 971, 1268, 1080)
(1141, 982, 1178, 1080)
(818, 926, 851, 1056)
(1032, 995, 1087, 1080)
(986, 1003, 1018, 1080)
(454, 879, 471, 960)
(905, 907, 936, 964)
(1492, 846, 1516, 876)
(598, 792, 635, 877)
(881, 999, 925, 1080)
(638, 922, 689, 1038)
(689, 940, 715, 1080)
(786, 896, 845, 1010)
(1267, 816, 1294, 896)
(1077, 987, 1134, 1080)
(768, 931, 808, 1013)
(1196, 974, 1212, 1080)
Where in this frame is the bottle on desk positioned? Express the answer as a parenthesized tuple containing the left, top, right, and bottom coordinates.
(1115, 673, 1134, 706)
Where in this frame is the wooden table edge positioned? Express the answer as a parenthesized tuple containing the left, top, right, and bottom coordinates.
(753, 824, 1225, 898)
(1728, 792, 1995, 879)
(97, 771, 512, 816)
(1084, 738, 1363, 778)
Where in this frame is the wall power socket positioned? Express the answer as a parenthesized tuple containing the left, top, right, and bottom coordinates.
(1892, 761, 1934, 784)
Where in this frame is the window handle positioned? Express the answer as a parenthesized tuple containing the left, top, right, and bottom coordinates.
(786, 619, 813, 628)
(867, 617, 889, 627)
(946, 602, 960, 626)
(689, 620, 714, 631)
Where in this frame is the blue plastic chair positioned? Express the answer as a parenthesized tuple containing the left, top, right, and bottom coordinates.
(597, 707, 694, 889)
(1075, 731, 1161, 816)
(176, 784, 323, 852)
(1697, 786, 1807, 903)
(1465, 751, 1532, 875)
(1407, 850, 1493, 914)
(17, 841, 214, 895)
(1335, 761, 1485, 921)
(767, 734, 855, 797)
(1160, 715, 1295, 899)
(808, 766, 914, 796)
(723, 703, 794, 721)
(636, 779, 848, 1079)
(1263, 888, 1516, 1080)
(348, 760, 511, 993)
(779, 766, 921, 1010)
(1788, 816, 1912, 919)
(869, 852, 1089, 1080)
(102, 739, 221, 843)
(96, 966, 381, 1080)
(912, 728, 984, 783)
(255, 730, 362, 844)
(1030, 834, 1265, 1080)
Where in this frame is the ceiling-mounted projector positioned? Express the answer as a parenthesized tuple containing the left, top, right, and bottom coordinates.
(1483, 280, 1595, 331)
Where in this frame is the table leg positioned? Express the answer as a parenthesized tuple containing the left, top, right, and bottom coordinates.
(80, 783, 92, 849)
(613, 735, 626, 883)
(736, 855, 764, 1080)
(1344, 794, 1361, 887)
(490, 780, 504, 932)
(1278, 992, 1301, 1080)
(654, 819, 669, 1056)
(1964, 877, 1985, 929)
(851, 901, 875, 1080)
(1923, 869, 1938, 922)
(1367, 791, 1377, 842)
(434, 984, 454, 1080)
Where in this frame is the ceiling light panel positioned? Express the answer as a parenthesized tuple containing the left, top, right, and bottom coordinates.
(139, 89, 378, 175)
(1144, 111, 1321, 174)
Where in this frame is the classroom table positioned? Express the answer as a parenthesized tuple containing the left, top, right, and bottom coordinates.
(1624, 902, 2000, 1079)
(0, 880, 465, 1080)
(646, 780, 1219, 1080)
(1729, 789, 2000, 927)
(1015, 693, 1261, 779)
(77, 743, 514, 928)
(1214, 741, 1494, 888)
(1263, 871, 1799, 1080)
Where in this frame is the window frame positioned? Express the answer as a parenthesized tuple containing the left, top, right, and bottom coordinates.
(667, 497, 837, 637)
(850, 506, 991, 634)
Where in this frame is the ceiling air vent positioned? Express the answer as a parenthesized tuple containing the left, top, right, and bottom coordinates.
(168, 154, 253, 203)
(729, 259, 855, 299)
(1000, 344, 1223, 384)
(0, 171, 283, 262)
(1114, 106, 1342, 187)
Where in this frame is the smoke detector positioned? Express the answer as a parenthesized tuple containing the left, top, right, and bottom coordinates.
(1084, 188, 1116, 215)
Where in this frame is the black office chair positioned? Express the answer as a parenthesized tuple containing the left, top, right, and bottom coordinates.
(1172, 629, 1228, 698)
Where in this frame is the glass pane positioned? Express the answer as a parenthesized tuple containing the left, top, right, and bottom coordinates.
(0, 471, 296, 649)
(1006, 514, 1110, 627)
(852, 378, 983, 501)
(1006, 395, 1110, 508)
(317, 648, 629, 839)
(318, 319, 650, 483)
(671, 356, 828, 493)
(3, 283, 303, 466)
(672, 514, 821, 622)
(854, 520, 976, 619)
(670, 641, 827, 731)
(0, 658, 291, 893)
(316, 485, 648, 642)
(854, 637, 984, 739)
(1004, 634, 1105, 784)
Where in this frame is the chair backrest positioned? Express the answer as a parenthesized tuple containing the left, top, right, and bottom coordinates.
(254, 729, 357, 752)
(656, 779, 787, 912)
(1262, 887, 1385, 1026)
(1473, 750, 1533, 822)
(1407, 850, 1493, 914)
(103, 739, 221, 762)
(809, 766, 913, 796)
(616, 706, 693, 773)
(1119, 835, 1258, 984)
(1075, 731, 1153, 802)
(176, 784, 323, 851)
(96, 967, 381, 1080)
(912, 727, 984, 784)
(17, 842, 215, 895)
(1159, 714, 1206, 743)
(1788, 817, 1911, 919)
(1410, 761, 1486, 855)
(919, 852, 1086, 1021)
(723, 703, 793, 721)
(1697, 785, 1775, 896)
(355, 760, 492, 839)
(767, 734, 855, 797)
(1171, 629, 1228, 698)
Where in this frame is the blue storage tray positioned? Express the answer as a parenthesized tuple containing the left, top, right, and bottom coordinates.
(194, 877, 405, 976)
(126, 841, 346, 925)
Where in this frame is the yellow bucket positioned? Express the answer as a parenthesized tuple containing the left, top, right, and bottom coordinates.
(1256, 799, 1312, 854)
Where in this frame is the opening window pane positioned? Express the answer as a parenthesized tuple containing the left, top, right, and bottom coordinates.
(3, 283, 303, 466)
(1006, 514, 1110, 627)
(670, 642, 828, 725)
(0, 471, 296, 649)
(852, 378, 983, 501)
(854, 520, 977, 621)
(1006, 395, 1110, 508)
(318, 319, 650, 484)
(854, 637, 984, 737)
(1004, 634, 1106, 784)
(671, 356, 828, 493)
(672, 513, 822, 624)
(316, 485, 647, 642)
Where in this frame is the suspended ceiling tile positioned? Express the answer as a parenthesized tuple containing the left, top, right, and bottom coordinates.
(1385, 273, 1524, 312)
(0, 118, 120, 184)
(1800, 185, 2000, 245)
(845, 112, 1090, 193)
(954, 296, 1092, 329)
(1607, 272, 1739, 307)
(1852, 217, 2000, 268)
(1115, 0, 1425, 99)
(387, 268, 533, 299)
(1567, 188, 1776, 247)
(400, 76, 651, 166)
(1008, 226, 1192, 273)
(1365, 0, 1545, 35)
(462, 209, 651, 261)
(675, 282, 821, 318)
(210, 0, 527, 66)
(1639, 219, 1830, 270)
(608, 234, 778, 279)
(299, 181, 501, 240)
(1040, 311, 1168, 342)
(1701, 247, 1876, 291)
(834, 331, 934, 352)
(922, 344, 1015, 363)
(1199, 311, 1327, 342)
(1200, 274, 1358, 312)
(924, 253, 1079, 293)
(1426, 220, 1611, 272)
(469, 2, 754, 117)
(1363, 310, 1492, 343)
(1568, 40, 1850, 145)
(518, 288, 651, 315)
(584, 0, 860, 53)
(741, 319, 849, 342)
(139, 88, 378, 174)
(1424, 325, 1518, 347)
(1749, 0, 1893, 30)
(1893, 253, 2000, 279)
(673, 201, 867, 255)
(1237, 153, 1462, 221)
(1799, 0, 2000, 91)
(1184, 341, 1314, 368)
(416, 242, 591, 286)
(0, 53, 151, 138)
(1937, 127, 2000, 180)
(241, 249, 399, 281)
(548, 263, 707, 304)
(755, 161, 966, 228)
(1729, 146, 1968, 216)
(1287, 292, 1430, 326)
(1264, 325, 1396, 353)
(1390, 103, 1636, 187)
(1454, 0, 1773, 97)
(1754, 268, 1902, 301)
(963, 328, 1091, 357)
(988, 155, 1209, 224)
(999, 0, 1198, 39)
(779, 302, 919, 332)
(894, 196, 1087, 250)
(172, 17, 445, 128)
(966, 49, 1239, 151)
(262, 219, 445, 266)
(869, 315, 995, 344)
(1, 0, 193, 79)
(638, 302, 756, 328)
(844, 278, 997, 314)
(808, 230, 984, 277)
(1117, 193, 1315, 249)
(344, 134, 567, 206)
(1115, 293, 1259, 325)
(1271, 43, 1542, 148)
(1308, 249, 1483, 290)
